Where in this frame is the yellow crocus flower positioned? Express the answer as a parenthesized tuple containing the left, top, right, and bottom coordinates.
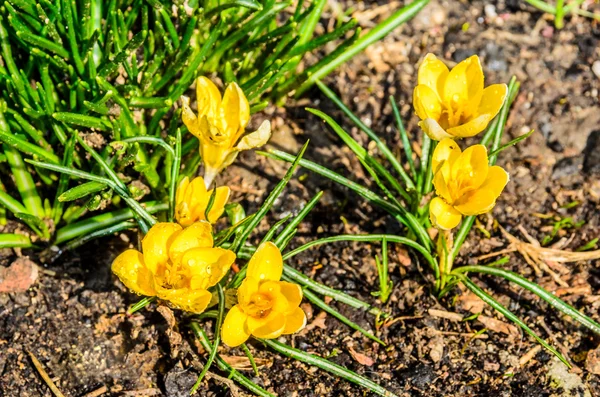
(112, 221, 236, 313)
(181, 77, 271, 187)
(221, 242, 306, 347)
(413, 53, 507, 141)
(175, 176, 230, 227)
(429, 138, 509, 230)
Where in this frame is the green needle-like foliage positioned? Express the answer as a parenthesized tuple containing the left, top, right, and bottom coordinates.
(0, 0, 429, 248)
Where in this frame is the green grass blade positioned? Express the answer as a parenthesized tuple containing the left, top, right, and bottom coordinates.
(316, 81, 415, 190)
(190, 323, 275, 397)
(454, 265, 600, 335)
(451, 77, 520, 262)
(261, 339, 398, 397)
(296, 0, 429, 95)
(302, 288, 385, 345)
(306, 107, 411, 202)
(4, 146, 44, 217)
(273, 191, 323, 249)
(54, 201, 167, 244)
(59, 181, 108, 202)
(26, 159, 115, 185)
(0, 233, 33, 248)
(230, 141, 308, 254)
(460, 275, 570, 367)
(260, 149, 432, 248)
(168, 128, 181, 222)
(390, 96, 416, 178)
(488, 129, 534, 159)
(61, 220, 136, 253)
(0, 130, 60, 164)
(0, 189, 28, 215)
(283, 234, 438, 279)
(190, 284, 225, 393)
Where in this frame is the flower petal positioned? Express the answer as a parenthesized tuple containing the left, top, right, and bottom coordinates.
(433, 167, 453, 204)
(167, 221, 213, 264)
(206, 186, 230, 224)
(247, 310, 286, 339)
(454, 165, 509, 216)
(450, 144, 489, 195)
(283, 307, 307, 334)
(429, 197, 462, 230)
(432, 138, 461, 175)
(221, 305, 251, 347)
(418, 118, 453, 141)
(223, 82, 250, 134)
(187, 176, 208, 211)
(142, 223, 182, 274)
(181, 96, 200, 137)
(157, 287, 212, 314)
(183, 247, 236, 290)
(235, 120, 271, 151)
(446, 113, 493, 138)
(417, 53, 449, 99)
(453, 188, 497, 216)
(413, 85, 442, 121)
(278, 281, 303, 310)
(112, 249, 156, 296)
(482, 165, 510, 197)
(238, 276, 260, 306)
(478, 84, 507, 119)
(196, 76, 222, 121)
(443, 55, 483, 106)
(247, 242, 283, 282)
(176, 176, 190, 207)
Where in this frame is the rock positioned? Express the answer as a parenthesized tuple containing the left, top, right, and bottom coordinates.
(552, 156, 583, 180)
(395, 363, 436, 389)
(583, 130, 600, 174)
(586, 345, 600, 375)
(548, 357, 591, 397)
(163, 367, 198, 397)
(592, 61, 600, 79)
(484, 4, 497, 18)
(0, 257, 38, 293)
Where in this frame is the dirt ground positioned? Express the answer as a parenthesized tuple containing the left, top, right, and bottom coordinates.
(2, 0, 600, 396)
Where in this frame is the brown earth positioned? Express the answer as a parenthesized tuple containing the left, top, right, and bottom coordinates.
(1, 0, 600, 396)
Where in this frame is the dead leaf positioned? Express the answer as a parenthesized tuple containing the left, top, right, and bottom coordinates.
(478, 315, 519, 339)
(301, 311, 327, 333)
(457, 292, 485, 314)
(586, 345, 600, 375)
(348, 347, 374, 366)
(428, 337, 445, 363)
(395, 247, 412, 267)
(157, 306, 182, 358)
(221, 355, 272, 371)
(428, 309, 463, 322)
(0, 257, 38, 293)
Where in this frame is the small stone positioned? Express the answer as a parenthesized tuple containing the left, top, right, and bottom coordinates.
(592, 61, 600, 79)
(484, 4, 497, 18)
(586, 346, 600, 375)
(0, 257, 38, 293)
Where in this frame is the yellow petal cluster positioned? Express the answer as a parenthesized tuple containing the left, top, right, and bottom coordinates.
(175, 176, 230, 227)
(112, 221, 236, 313)
(221, 242, 306, 347)
(181, 77, 271, 187)
(413, 53, 507, 141)
(429, 138, 509, 230)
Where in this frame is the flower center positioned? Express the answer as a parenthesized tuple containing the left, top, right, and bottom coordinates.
(442, 94, 471, 128)
(245, 293, 274, 319)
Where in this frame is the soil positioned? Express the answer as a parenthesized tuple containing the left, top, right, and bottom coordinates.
(2, 0, 600, 396)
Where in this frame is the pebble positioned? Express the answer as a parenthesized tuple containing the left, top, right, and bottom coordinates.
(592, 61, 600, 79)
(484, 4, 497, 18)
